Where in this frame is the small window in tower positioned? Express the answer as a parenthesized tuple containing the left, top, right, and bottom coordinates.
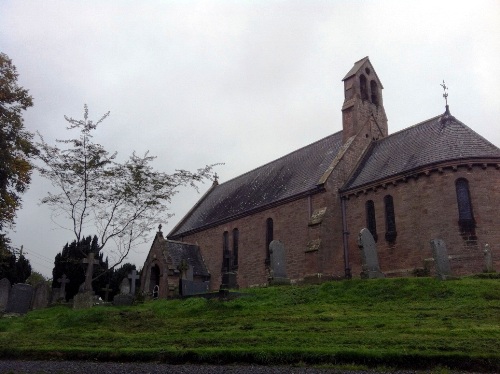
(232, 228, 239, 268)
(366, 200, 378, 242)
(384, 195, 397, 242)
(370, 80, 379, 106)
(365, 67, 371, 75)
(455, 178, 476, 237)
(265, 218, 273, 264)
(360, 74, 368, 101)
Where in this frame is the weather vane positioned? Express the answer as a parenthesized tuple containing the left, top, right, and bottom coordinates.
(440, 80, 448, 106)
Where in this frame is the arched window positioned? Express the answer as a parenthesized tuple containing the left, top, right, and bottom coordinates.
(365, 200, 378, 242)
(222, 231, 230, 272)
(265, 218, 273, 264)
(360, 74, 368, 101)
(370, 80, 379, 106)
(384, 195, 397, 242)
(232, 228, 239, 268)
(455, 178, 476, 236)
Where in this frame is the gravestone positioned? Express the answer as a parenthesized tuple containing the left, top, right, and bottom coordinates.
(57, 274, 70, 301)
(101, 284, 112, 302)
(0, 278, 11, 312)
(127, 270, 140, 295)
(430, 238, 452, 280)
(51, 288, 62, 304)
(269, 240, 290, 285)
(32, 282, 50, 310)
(180, 280, 209, 296)
(73, 291, 94, 309)
(483, 244, 494, 273)
(358, 228, 385, 279)
(82, 252, 99, 292)
(119, 278, 130, 295)
(5, 283, 34, 314)
(113, 278, 134, 306)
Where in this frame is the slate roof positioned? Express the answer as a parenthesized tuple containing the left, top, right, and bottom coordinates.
(342, 114, 500, 191)
(168, 131, 344, 238)
(165, 240, 210, 277)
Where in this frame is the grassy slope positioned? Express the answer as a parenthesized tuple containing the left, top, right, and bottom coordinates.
(0, 277, 499, 371)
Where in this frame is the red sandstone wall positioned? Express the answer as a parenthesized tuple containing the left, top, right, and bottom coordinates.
(344, 166, 500, 277)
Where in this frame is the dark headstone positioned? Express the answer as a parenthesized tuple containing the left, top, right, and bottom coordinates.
(57, 274, 70, 300)
(221, 272, 239, 289)
(101, 284, 112, 302)
(180, 279, 209, 296)
(32, 282, 50, 310)
(6, 283, 34, 314)
(51, 288, 62, 304)
(269, 240, 290, 284)
(73, 291, 94, 309)
(113, 294, 134, 306)
(0, 278, 11, 312)
(430, 238, 452, 280)
(358, 228, 385, 279)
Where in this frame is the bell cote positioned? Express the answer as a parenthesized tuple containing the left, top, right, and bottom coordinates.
(341, 57, 388, 143)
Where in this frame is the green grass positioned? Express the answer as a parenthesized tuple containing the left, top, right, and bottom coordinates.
(1, 277, 499, 371)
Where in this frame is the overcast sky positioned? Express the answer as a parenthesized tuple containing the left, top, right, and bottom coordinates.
(1, 1, 499, 278)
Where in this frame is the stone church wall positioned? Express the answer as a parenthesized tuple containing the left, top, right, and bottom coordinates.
(343, 165, 500, 277)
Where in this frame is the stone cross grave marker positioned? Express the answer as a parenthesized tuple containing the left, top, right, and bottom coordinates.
(178, 259, 189, 280)
(32, 282, 50, 310)
(483, 244, 494, 273)
(430, 238, 452, 280)
(269, 240, 290, 284)
(0, 278, 11, 312)
(82, 253, 99, 292)
(6, 283, 34, 315)
(57, 274, 70, 300)
(357, 228, 385, 279)
(127, 270, 140, 295)
(114, 278, 134, 306)
(101, 283, 112, 302)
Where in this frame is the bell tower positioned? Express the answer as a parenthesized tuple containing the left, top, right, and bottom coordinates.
(341, 57, 388, 143)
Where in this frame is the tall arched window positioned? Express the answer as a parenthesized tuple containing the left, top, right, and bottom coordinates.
(370, 80, 379, 106)
(455, 178, 476, 236)
(366, 200, 378, 242)
(265, 218, 273, 264)
(232, 228, 239, 268)
(384, 195, 397, 242)
(360, 74, 368, 101)
(222, 231, 230, 272)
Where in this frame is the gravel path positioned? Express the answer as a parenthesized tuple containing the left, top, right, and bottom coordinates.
(0, 361, 482, 374)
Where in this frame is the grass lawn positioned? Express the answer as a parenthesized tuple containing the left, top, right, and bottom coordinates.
(0, 277, 499, 371)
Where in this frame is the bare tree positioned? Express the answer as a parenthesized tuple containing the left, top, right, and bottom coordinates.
(36, 105, 216, 277)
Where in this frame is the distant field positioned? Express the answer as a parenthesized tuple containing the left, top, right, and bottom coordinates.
(0, 277, 499, 372)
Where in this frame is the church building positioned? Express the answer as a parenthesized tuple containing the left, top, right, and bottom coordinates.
(140, 57, 500, 296)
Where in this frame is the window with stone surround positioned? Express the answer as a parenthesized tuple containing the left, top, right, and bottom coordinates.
(232, 228, 239, 268)
(366, 200, 378, 242)
(455, 178, 476, 237)
(265, 218, 273, 264)
(384, 195, 397, 242)
(222, 231, 230, 272)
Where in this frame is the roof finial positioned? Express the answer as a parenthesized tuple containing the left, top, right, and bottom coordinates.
(440, 80, 450, 115)
(158, 223, 162, 234)
(213, 172, 219, 186)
